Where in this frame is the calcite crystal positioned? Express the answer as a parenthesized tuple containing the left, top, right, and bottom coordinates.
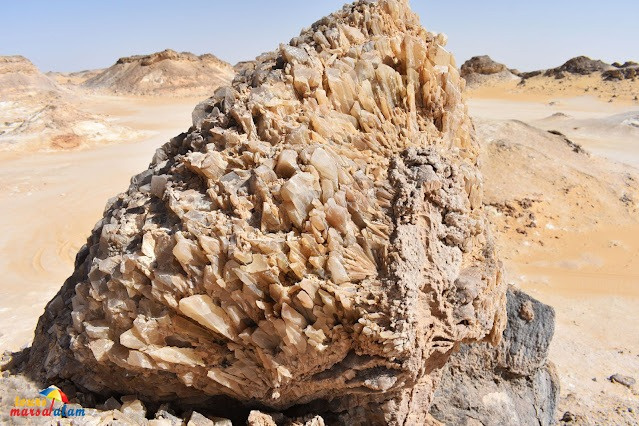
(26, 0, 506, 423)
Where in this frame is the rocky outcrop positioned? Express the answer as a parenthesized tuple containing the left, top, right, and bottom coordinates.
(460, 56, 519, 88)
(460, 55, 508, 77)
(611, 61, 638, 68)
(463, 55, 637, 86)
(541, 56, 612, 79)
(554, 56, 612, 75)
(603, 65, 638, 81)
(115, 49, 229, 68)
(430, 287, 559, 425)
(83, 49, 234, 96)
(24, 0, 507, 423)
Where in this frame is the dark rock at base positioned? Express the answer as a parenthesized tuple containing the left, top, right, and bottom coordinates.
(1, 287, 560, 425)
(560, 411, 577, 422)
(520, 70, 542, 80)
(430, 287, 559, 426)
(609, 374, 636, 388)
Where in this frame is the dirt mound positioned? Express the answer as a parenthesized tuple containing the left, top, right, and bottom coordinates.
(84, 49, 234, 96)
(0, 56, 59, 97)
(476, 117, 639, 252)
(474, 116, 639, 425)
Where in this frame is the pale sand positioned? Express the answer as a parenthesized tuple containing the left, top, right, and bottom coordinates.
(469, 96, 639, 169)
(470, 93, 639, 418)
(507, 224, 639, 417)
(0, 95, 203, 351)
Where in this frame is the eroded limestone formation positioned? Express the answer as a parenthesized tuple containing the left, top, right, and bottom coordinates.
(26, 0, 506, 423)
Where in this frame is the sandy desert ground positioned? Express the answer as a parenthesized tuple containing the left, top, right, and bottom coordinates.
(468, 92, 639, 421)
(0, 59, 638, 423)
(0, 95, 203, 351)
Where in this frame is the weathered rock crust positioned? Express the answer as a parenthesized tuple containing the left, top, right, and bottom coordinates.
(26, 0, 506, 423)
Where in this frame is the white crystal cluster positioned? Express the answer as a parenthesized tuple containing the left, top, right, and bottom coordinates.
(28, 1, 505, 423)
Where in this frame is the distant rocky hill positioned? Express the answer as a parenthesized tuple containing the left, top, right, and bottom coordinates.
(603, 61, 638, 81)
(47, 69, 104, 86)
(548, 56, 612, 76)
(0, 55, 139, 151)
(518, 56, 613, 80)
(0, 55, 59, 97)
(83, 49, 234, 96)
(463, 55, 637, 83)
(519, 55, 637, 81)
(462, 55, 638, 102)
(461, 55, 508, 76)
(460, 55, 519, 88)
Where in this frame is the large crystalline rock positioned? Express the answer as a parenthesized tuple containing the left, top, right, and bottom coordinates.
(26, 0, 506, 423)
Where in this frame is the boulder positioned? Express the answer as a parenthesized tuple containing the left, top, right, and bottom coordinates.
(23, 0, 506, 423)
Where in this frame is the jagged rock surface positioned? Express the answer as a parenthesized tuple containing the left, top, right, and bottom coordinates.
(25, 0, 506, 423)
(430, 287, 559, 426)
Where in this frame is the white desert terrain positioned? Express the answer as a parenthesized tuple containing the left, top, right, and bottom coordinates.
(0, 95, 205, 352)
(0, 34, 638, 426)
(460, 56, 638, 422)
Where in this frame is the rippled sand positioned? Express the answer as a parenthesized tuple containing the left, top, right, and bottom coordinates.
(0, 95, 202, 351)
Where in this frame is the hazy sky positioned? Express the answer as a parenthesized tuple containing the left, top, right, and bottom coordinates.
(1, 0, 637, 73)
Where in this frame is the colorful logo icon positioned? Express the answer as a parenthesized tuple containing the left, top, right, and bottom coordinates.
(38, 386, 69, 404)
(10, 385, 84, 418)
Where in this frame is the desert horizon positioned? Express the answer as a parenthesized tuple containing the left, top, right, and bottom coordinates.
(1, 1, 638, 425)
